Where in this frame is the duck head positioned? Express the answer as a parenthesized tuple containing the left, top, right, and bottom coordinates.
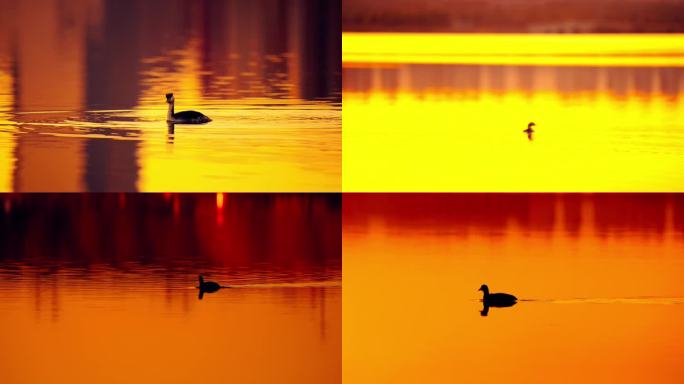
(165, 93, 175, 104)
(478, 284, 489, 295)
(527, 122, 536, 129)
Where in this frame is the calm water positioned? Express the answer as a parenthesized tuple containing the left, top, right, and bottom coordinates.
(344, 194, 684, 383)
(0, 194, 341, 384)
(0, 0, 341, 191)
(343, 34, 684, 191)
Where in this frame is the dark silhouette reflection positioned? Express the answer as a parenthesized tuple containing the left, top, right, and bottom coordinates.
(83, 0, 142, 191)
(167, 123, 175, 144)
(84, 132, 140, 192)
(479, 302, 517, 317)
(196, 274, 228, 300)
(478, 284, 517, 317)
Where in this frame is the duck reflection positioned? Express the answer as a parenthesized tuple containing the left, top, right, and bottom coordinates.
(480, 301, 517, 316)
(167, 123, 175, 144)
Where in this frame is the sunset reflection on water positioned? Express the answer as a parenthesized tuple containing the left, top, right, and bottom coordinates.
(344, 194, 684, 383)
(343, 34, 684, 191)
(0, 0, 341, 192)
(0, 193, 341, 384)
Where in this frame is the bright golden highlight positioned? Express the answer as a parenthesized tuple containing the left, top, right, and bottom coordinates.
(344, 90, 684, 191)
(343, 33, 684, 66)
(0, 66, 14, 191)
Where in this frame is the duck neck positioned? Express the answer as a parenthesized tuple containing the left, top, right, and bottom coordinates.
(481, 288, 489, 299)
(167, 102, 174, 122)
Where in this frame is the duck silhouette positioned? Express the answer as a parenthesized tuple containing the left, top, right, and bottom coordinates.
(479, 284, 517, 316)
(166, 93, 211, 124)
(196, 275, 229, 300)
(523, 122, 535, 141)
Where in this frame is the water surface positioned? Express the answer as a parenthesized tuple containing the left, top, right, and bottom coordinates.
(0, 0, 341, 191)
(0, 193, 341, 384)
(344, 194, 684, 383)
(343, 34, 684, 191)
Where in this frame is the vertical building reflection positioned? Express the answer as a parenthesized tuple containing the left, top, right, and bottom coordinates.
(196, 0, 341, 100)
(289, 0, 342, 100)
(7, 0, 101, 191)
(84, 0, 140, 191)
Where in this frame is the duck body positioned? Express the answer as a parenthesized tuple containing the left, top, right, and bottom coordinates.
(166, 93, 211, 124)
(485, 292, 517, 307)
(523, 122, 535, 134)
(479, 284, 517, 307)
(199, 279, 221, 293)
(171, 110, 211, 124)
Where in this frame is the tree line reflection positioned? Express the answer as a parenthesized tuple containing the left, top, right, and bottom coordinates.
(0, 0, 340, 112)
(344, 194, 684, 238)
(0, 193, 341, 279)
(344, 65, 682, 100)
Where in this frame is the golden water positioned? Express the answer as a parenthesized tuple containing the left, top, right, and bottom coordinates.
(343, 34, 684, 191)
(0, 1, 340, 191)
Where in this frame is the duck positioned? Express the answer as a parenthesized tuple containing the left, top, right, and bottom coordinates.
(523, 122, 535, 134)
(166, 93, 211, 124)
(196, 274, 228, 299)
(479, 284, 517, 306)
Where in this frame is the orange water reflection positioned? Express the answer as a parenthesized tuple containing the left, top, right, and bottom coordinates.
(343, 34, 684, 192)
(0, 0, 341, 191)
(0, 193, 341, 384)
(344, 194, 684, 383)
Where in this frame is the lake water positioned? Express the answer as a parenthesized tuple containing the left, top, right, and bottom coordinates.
(344, 194, 684, 383)
(0, 0, 341, 192)
(343, 33, 684, 191)
(0, 193, 341, 384)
